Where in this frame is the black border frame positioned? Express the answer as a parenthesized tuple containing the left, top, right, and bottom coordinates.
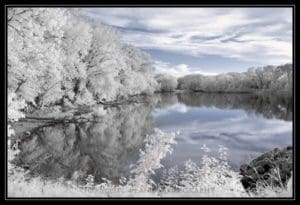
(1, 1, 297, 202)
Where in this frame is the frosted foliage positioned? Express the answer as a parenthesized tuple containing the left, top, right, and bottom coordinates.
(156, 74, 178, 92)
(85, 25, 123, 101)
(178, 64, 292, 93)
(92, 105, 107, 116)
(86, 32, 158, 101)
(8, 128, 292, 197)
(8, 92, 26, 122)
(8, 8, 158, 107)
(82, 18, 158, 101)
(62, 14, 92, 79)
(121, 45, 159, 95)
(7, 91, 26, 163)
(8, 8, 67, 106)
(127, 128, 176, 191)
(17, 81, 40, 104)
(156, 144, 245, 196)
(74, 87, 95, 106)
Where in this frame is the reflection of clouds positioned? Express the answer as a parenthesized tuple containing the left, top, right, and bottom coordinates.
(155, 106, 246, 130)
(153, 92, 292, 171)
(154, 103, 189, 116)
(157, 105, 292, 171)
(177, 104, 188, 113)
(157, 106, 292, 145)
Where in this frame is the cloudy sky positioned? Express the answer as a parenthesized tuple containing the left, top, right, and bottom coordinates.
(81, 8, 293, 77)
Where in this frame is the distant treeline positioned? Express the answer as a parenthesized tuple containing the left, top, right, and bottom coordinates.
(156, 64, 293, 93)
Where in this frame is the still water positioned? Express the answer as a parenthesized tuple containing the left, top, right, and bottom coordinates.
(12, 92, 293, 185)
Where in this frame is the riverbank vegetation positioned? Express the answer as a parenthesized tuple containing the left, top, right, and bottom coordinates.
(8, 8, 158, 112)
(179, 64, 292, 93)
(8, 128, 292, 197)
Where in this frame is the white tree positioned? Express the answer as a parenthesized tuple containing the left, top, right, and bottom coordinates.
(61, 9, 94, 106)
(85, 23, 128, 102)
(8, 8, 67, 107)
(8, 8, 159, 109)
(155, 74, 178, 92)
(177, 64, 292, 93)
(178, 74, 204, 91)
(120, 44, 158, 96)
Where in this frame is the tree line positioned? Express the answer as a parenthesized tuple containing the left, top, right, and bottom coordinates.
(8, 8, 158, 111)
(156, 64, 292, 93)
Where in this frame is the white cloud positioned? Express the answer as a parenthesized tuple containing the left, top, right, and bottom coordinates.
(81, 8, 293, 66)
(154, 60, 218, 77)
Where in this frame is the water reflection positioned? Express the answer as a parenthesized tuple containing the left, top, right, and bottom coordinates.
(154, 92, 292, 171)
(12, 92, 292, 184)
(176, 92, 292, 121)
(13, 103, 155, 184)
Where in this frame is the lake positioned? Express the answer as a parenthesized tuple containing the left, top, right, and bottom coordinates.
(11, 92, 293, 185)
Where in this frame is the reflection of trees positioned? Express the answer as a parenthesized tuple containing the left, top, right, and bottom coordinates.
(154, 93, 178, 109)
(13, 92, 292, 185)
(13, 103, 155, 184)
(177, 92, 292, 121)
